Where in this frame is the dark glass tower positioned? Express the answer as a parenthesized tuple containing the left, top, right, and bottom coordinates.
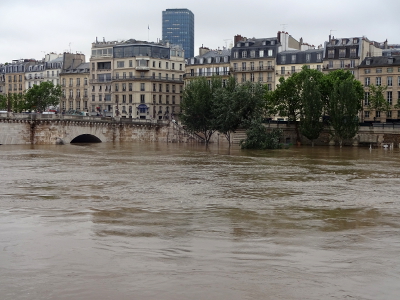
(162, 8, 194, 59)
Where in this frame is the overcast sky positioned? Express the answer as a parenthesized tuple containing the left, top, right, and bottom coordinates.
(1, 0, 399, 63)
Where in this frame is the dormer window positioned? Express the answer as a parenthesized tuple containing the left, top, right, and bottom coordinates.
(242, 51, 247, 58)
(199, 58, 204, 64)
(190, 58, 195, 64)
(237, 43, 241, 47)
(215, 57, 220, 63)
(234, 52, 239, 59)
(388, 57, 394, 64)
(366, 59, 371, 65)
(353, 38, 358, 44)
(245, 42, 249, 47)
(207, 57, 212, 63)
(224, 56, 228, 62)
(271, 41, 275, 45)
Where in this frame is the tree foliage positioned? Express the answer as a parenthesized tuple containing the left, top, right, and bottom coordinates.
(367, 84, 390, 113)
(180, 76, 267, 144)
(0, 93, 27, 113)
(240, 120, 282, 149)
(180, 77, 218, 144)
(25, 81, 61, 112)
(327, 74, 363, 146)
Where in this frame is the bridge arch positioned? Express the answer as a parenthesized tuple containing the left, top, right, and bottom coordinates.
(70, 134, 102, 143)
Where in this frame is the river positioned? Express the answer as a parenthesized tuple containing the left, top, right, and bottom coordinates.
(0, 143, 399, 300)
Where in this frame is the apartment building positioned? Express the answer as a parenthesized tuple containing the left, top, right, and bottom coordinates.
(359, 56, 400, 122)
(276, 47, 324, 86)
(185, 46, 230, 84)
(323, 36, 382, 79)
(90, 39, 185, 119)
(60, 62, 90, 113)
(231, 32, 304, 91)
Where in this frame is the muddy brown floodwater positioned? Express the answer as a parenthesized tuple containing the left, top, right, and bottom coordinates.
(0, 143, 399, 300)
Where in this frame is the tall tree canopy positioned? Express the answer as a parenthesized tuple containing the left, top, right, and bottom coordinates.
(25, 81, 62, 112)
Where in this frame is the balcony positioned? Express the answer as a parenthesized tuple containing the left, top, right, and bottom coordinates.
(136, 66, 150, 71)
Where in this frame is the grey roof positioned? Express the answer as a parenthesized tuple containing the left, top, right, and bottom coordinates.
(359, 56, 400, 68)
(197, 49, 231, 58)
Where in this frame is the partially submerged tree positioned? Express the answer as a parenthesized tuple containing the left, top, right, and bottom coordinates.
(180, 77, 218, 144)
(25, 81, 61, 112)
(328, 77, 363, 147)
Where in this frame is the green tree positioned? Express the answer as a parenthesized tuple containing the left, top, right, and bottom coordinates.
(266, 74, 302, 143)
(180, 77, 219, 144)
(25, 81, 61, 112)
(0, 93, 27, 113)
(328, 77, 363, 147)
(240, 119, 282, 150)
(300, 78, 324, 146)
(367, 84, 390, 118)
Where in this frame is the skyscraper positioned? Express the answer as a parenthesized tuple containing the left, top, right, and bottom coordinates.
(162, 8, 194, 59)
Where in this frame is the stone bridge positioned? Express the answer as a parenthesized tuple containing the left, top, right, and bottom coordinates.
(0, 113, 203, 145)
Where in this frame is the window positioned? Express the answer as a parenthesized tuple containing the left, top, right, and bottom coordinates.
(250, 73, 255, 82)
(250, 62, 254, 70)
(317, 65, 321, 71)
(376, 111, 381, 118)
(388, 76, 393, 86)
(129, 95, 132, 103)
(140, 94, 145, 103)
(166, 62, 169, 69)
(166, 84, 169, 92)
(387, 67, 393, 73)
(281, 55, 286, 64)
(339, 49, 346, 58)
(376, 68, 382, 73)
(364, 69, 370, 74)
(350, 48, 356, 57)
(242, 62, 246, 71)
(159, 95, 162, 104)
(234, 52, 238, 58)
(340, 60, 345, 68)
(376, 77, 381, 86)
(291, 55, 296, 63)
(172, 63, 175, 70)
(291, 66, 295, 74)
(115, 83, 119, 91)
(242, 51, 247, 58)
(268, 50, 273, 57)
(140, 83, 145, 91)
(306, 54, 311, 62)
(129, 83, 133, 91)
(328, 50, 334, 59)
(159, 84, 162, 92)
(365, 111, 370, 118)
(122, 83, 126, 91)
(365, 77, 370, 86)
(122, 95, 126, 103)
(129, 60, 133, 67)
(281, 67, 285, 75)
(387, 91, 392, 105)
(233, 63, 238, 71)
(387, 111, 392, 118)
(259, 61, 263, 70)
(329, 61, 333, 68)
(317, 53, 322, 61)
(350, 60, 355, 68)
(92, 95, 95, 102)
(364, 92, 369, 105)
(241, 73, 246, 83)
(259, 50, 264, 57)
(250, 50, 256, 58)
(117, 61, 124, 68)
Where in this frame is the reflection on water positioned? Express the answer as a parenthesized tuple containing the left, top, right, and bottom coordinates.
(1, 143, 400, 300)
